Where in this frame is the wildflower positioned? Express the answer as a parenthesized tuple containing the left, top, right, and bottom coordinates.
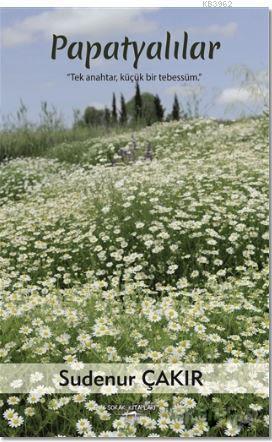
(7, 396, 20, 405)
(8, 414, 24, 428)
(224, 421, 241, 437)
(3, 409, 17, 420)
(170, 420, 185, 433)
(10, 379, 23, 389)
(85, 400, 97, 411)
(76, 418, 92, 435)
(249, 404, 262, 412)
(25, 407, 35, 416)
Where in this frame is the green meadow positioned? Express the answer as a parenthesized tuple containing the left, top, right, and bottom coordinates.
(0, 115, 269, 437)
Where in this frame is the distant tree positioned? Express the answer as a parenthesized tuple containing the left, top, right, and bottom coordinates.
(153, 94, 164, 122)
(39, 101, 64, 131)
(72, 108, 86, 128)
(126, 92, 157, 125)
(172, 94, 180, 121)
(84, 106, 104, 126)
(112, 93, 117, 124)
(119, 94, 127, 125)
(104, 107, 111, 126)
(73, 108, 81, 126)
(135, 82, 142, 120)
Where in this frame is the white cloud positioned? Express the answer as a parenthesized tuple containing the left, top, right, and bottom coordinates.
(188, 22, 238, 38)
(165, 84, 204, 97)
(2, 8, 157, 48)
(217, 87, 257, 104)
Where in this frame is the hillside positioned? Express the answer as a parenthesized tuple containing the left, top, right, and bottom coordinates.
(0, 116, 269, 437)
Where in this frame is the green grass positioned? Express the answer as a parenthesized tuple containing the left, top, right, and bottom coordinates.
(0, 115, 269, 436)
(0, 123, 144, 163)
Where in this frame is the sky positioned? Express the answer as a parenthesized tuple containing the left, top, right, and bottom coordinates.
(1, 7, 269, 125)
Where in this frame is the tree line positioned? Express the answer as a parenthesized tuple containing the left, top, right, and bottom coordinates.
(80, 82, 186, 128)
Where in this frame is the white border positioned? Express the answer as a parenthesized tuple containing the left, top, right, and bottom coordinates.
(0, 0, 271, 7)
(0, 2, 270, 441)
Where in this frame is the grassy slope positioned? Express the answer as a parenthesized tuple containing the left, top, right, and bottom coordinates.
(0, 116, 269, 436)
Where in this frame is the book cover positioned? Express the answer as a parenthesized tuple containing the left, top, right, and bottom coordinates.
(0, 6, 269, 438)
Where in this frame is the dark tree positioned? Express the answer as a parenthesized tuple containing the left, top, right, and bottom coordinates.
(84, 106, 104, 126)
(172, 94, 180, 121)
(119, 94, 127, 125)
(134, 82, 142, 120)
(112, 93, 117, 124)
(126, 92, 157, 125)
(104, 107, 111, 126)
(153, 94, 164, 122)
